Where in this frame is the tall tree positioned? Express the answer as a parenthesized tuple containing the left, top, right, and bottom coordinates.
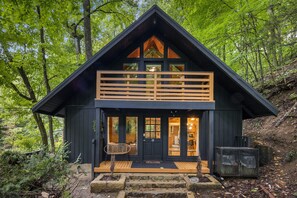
(83, 0, 93, 60)
(36, 5, 55, 152)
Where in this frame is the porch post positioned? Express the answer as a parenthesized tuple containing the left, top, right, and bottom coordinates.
(208, 110, 214, 174)
(94, 108, 101, 174)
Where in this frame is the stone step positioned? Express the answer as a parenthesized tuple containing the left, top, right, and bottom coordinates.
(126, 173, 184, 182)
(126, 180, 186, 189)
(125, 188, 194, 198)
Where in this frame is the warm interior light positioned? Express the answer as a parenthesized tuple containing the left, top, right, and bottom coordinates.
(149, 66, 156, 72)
(191, 118, 195, 121)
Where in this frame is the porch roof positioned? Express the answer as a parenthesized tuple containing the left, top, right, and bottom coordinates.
(32, 5, 278, 119)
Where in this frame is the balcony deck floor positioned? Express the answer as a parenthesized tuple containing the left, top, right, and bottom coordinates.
(94, 161, 210, 174)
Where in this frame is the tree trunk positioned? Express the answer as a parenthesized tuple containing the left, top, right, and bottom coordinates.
(83, 0, 92, 60)
(17, 66, 49, 147)
(37, 5, 55, 152)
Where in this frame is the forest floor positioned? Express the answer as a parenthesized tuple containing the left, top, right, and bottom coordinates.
(197, 61, 297, 197)
(70, 63, 297, 197)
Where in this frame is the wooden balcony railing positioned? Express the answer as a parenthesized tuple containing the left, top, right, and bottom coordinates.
(96, 71, 214, 102)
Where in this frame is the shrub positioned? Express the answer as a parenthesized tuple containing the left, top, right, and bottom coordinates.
(0, 145, 71, 197)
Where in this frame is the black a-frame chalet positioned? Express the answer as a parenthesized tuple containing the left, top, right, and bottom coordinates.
(33, 6, 277, 175)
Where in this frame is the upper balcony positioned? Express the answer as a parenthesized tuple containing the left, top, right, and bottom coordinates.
(96, 71, 214, 104)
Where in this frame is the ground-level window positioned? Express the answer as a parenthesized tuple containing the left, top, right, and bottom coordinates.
(126, 116, 138, 155)
(107, 117, 119, 144)
(168, 117, 180, 156)
(187, 117, 199, 156)
(145, 117, 161, 139)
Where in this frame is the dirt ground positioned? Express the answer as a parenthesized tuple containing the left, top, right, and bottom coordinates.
(69, 164, 117, 198)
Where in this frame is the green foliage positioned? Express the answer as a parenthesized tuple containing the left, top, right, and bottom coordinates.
(142, 0, 297, 86)
(0, 145, 71, 197)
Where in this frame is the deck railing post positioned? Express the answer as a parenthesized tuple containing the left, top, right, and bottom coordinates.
(91, 138, 96, 180)
(96, 71, 101, 99)
(209, 73, 214, 101)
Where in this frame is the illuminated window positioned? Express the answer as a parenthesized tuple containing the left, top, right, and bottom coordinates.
(127, 47, 140, 58)
(168, 47, 180, 58)
(168, 117, 180, 156)
(144, 36, 164, 58)
(126, 117, 138, 155)
(187, 117, 199, 156)
(107, 117, 119, 144)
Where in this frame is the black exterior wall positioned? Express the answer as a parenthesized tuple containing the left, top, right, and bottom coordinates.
(65, 107, 95, 163)
(65, 107, 242, 164)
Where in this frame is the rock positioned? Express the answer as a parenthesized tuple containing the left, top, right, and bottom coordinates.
(224, 192, 233, 198)
(41, 192, 49, 198)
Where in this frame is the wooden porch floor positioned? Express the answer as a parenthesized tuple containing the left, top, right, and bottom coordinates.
(94, 161, 210, 174)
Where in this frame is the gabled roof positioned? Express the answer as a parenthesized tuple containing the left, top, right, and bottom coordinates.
(32, 5, 278, 118)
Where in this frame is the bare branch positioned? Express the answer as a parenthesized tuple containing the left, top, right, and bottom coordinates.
(75, 0, 122, 28)
(10, 82, 33, 101)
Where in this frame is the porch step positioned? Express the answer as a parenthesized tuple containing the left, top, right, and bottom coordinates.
(125, 188, 191, 198)
(126, 180, 186, 189)
(126, 173, 185, 181)
(123, 174, 192, 198)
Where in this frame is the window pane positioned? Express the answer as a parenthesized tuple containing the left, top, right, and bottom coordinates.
(168, 117, 180, 156)
(187, 117, 199, 156)
(146, 64, 162, 85)
(127, 47, 140, 58)
(123, 63, 138, 71)
(169, 64, 184, 72)
(168, 47, 180, 58)
(126, 117, 138, 155)
(169, 64, 185, 85)
(123, 63, 138, 83)
(144, 36, 164, 58)
(107, 117, 119, 144)
(144, 117, 161, 139)
(145, 132, 150, 138)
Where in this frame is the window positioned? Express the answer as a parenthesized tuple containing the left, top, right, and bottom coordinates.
(169, 64, 184, 72)
(127, 47, 140, 58)
(168, 47, 180, 58)
(169, 64, 185, 85)
(144, 36, 164, 58)
(123, 63, 138, 83)
(107, 117, 119, 144)
(123, 63, 138, 71)
(168, 117, 180, 156)
(187, 117, 199, 156)
(145, 117, 161, 139)
(126, 117, 138, 155)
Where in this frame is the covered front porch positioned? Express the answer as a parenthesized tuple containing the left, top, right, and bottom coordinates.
(94, 161, 210, 174)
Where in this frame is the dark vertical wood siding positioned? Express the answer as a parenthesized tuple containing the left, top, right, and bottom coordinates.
(65, 107, 95, 163)
(214, 110, 242, 148)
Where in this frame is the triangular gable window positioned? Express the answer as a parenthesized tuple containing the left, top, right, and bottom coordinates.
(168, 47, 180, 58)
(127, 47, 140, 58)
(144, 36, 164, 58)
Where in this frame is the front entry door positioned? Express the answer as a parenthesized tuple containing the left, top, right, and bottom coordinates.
(143, 117, 162, 161)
